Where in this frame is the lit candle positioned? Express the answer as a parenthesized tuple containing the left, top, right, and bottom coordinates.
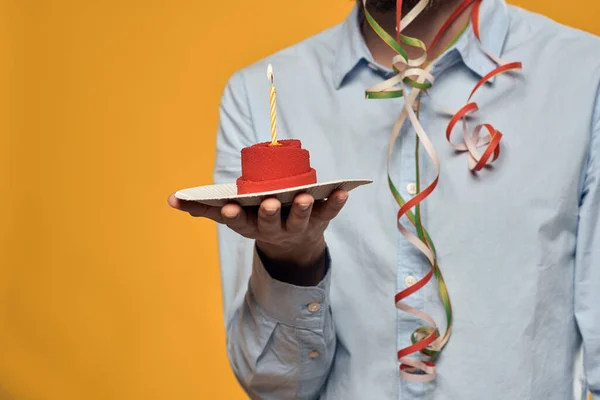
(267, 64, 280, 146)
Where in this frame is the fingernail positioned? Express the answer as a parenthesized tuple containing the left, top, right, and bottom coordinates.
(223, 210, 238, 219)
(264, 207, 278, 216)
(298, 203, 311, 211)
(336, 195, 348, 204)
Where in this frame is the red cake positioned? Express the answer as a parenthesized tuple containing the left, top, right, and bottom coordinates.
(236, 139, 317, 194)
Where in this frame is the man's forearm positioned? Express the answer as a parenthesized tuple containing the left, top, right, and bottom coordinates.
(227, 246, 335, 400)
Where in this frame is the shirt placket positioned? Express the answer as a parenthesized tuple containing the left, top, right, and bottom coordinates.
(396, 92, 430, 400)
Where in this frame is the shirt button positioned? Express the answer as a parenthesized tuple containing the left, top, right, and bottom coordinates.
(405, 275, 417, 287)
(307, 302, 321, 313)
(308, 351, 320, 359)
(407, 182, 417, 195)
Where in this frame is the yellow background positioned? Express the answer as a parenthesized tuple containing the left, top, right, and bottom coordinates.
(1, 1, 598, 399)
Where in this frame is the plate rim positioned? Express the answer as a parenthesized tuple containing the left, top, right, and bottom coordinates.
(175, 179, 373, 201)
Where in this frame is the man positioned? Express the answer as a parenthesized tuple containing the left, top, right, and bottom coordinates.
(169, 0, 600, 398)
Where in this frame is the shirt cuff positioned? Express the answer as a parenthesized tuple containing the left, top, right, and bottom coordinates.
(249, 246, 331, 329)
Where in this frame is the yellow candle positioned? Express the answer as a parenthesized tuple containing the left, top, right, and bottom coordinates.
(267, 64, 280, 146)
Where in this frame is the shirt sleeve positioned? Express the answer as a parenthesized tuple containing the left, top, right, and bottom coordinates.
(213, 71, 336, 400)
(575, 86, 600, 399)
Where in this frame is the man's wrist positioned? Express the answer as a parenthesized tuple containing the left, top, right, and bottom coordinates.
(250, 246, 331, 327)
(255, 240, 328, 287)
(256, 238, 326, 268)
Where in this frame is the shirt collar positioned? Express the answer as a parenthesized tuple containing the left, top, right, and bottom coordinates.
(332, 0, 510, 90)
(332, 4, 371, 89)
(452, 0, 510, 80)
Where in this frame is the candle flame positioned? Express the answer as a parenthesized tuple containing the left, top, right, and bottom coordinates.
(267, 63, 274, 83)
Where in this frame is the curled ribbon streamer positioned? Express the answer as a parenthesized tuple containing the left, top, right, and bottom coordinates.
(363, 0, 452, 381)
(442, 0, 523, 171)
(362, 0, 523, 382)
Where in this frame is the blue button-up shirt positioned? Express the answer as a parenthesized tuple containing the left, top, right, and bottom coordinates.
(213, 1, 600, 398)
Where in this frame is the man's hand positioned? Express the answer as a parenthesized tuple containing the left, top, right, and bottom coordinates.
(168, 190, 348, 269)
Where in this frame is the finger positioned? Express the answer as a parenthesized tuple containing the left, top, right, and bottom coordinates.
(168, 194, 223, 223)
(312, 189, 349, 222)
(257, 197, 283, 237)
(285, 193, 314, 234)
(221, 203, 256, 237)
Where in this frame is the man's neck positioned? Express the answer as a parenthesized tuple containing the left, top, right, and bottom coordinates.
(361, 0, 472, 68)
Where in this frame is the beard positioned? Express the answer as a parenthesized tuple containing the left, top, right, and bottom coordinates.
(365, 0, 435, 14)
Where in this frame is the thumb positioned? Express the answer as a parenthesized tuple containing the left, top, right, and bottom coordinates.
(168, 194, 224, 223)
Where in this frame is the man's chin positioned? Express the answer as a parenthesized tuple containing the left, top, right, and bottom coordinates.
(365, 0, 396, 12)
(365, 0, 434, 14)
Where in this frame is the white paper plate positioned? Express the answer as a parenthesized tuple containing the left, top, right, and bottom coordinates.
(174, 179, 372, 207)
